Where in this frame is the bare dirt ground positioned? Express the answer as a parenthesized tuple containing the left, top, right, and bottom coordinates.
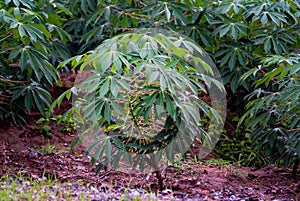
(0, 114, 299, 200)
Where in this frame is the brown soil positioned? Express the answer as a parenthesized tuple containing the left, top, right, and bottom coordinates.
(0, 115, 299, 200)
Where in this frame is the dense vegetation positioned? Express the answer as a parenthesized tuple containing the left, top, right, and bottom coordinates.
(0, 0, 299, 176)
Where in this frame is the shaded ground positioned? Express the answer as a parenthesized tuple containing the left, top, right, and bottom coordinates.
(0, 116, 299, 200)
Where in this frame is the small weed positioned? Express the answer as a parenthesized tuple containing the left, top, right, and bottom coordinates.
(38, 144, 63, 154)
(204, 158, 231, 167)
(173, 154, 187, 177)
(34, 113, 54, 139)
(34, 112, 80, 139)
(188, 154, 205, 168)
(225, 165, 247, 181)
(29, 143, 64, 155)
(57, 115, 79, 133)
(33, 124, 53, 139)
(0, 174, 96, 201)
(0, 172, 166, 200)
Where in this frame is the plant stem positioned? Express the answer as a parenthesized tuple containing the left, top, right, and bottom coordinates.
(154, 170, 166, 190)
(292, 158, 299, 176)
(150, 154, 165, 190)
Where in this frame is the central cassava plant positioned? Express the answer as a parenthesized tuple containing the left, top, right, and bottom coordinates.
(55, 30, 225, 189)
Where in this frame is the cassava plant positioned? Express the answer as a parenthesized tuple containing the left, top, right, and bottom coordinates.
(239, 54, 300, 175)
(55, 30, 225, 189)
(0, 0, 72, 124)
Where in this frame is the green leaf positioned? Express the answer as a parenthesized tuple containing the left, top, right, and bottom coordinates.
(165, 4, 171, 22)
(105, 6, 110, 20)
(110, 137, 125, 150)
(24, 90, 33, 112)
(118, 54, 131, 68)
(65, 89, 72, 100)
(105, 141, 112, 157)
(143, 106, 152, 122)
(110, 79, 119, 97)
(9, 48, 21, 60)
(52, 2, 73, 16)
(116, 79, 130, 91)
(112, 152, 122, 170)
(219, 24, 231, 37)
(97, 52, 113, 71)
(165, 95, 175, 119)
(145, 92, 158, 107)
(94, 143, 105, 161)
(148, 71, 160, 83)
(261, 13, 268, 25)
(155, 104, 164, 118)
(167, 141, 175, 163)
(113, 55, 122, 71)
(228, 50, 236, 70)
(264, 38, 271, 53)
(19, 49, 27, 71)
(18, 24, 25, 38)
(49, 88, 73, 113)
(86, 140, 101, 156)
(100, 79, 110, 97)
(124, 152, 132, 165)
(104, 101, 111, 123)
(111, 102, 123, 115)
(70, 137, 80, 151)
(231, 26, 238, 39)
(237, 51, 246, 67)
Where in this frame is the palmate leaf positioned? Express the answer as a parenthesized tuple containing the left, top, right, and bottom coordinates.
(213, 20, 248, 40)
(15, 46, 58, 84)
(49, 42, 72, 63)
(216, 42, 253, 68)
(260, 11, 287, 26)
(217, 0, 245, 14)
(83, 98, 105, 122)
(27, 50, 58, 84)
(50, 25, 72, 42)
(12, 82, 51, 115)
(185, 25, 212, 47)
(244, 1, 288, 25)
(20, 23, 47, 42)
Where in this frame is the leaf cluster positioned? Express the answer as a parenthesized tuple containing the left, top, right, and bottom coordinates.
(0, 0, 72, 123)
(65, 32, 224, 172)
(239, 55, 300, 167)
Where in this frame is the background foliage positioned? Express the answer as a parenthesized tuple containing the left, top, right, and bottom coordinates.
(0, 0, 71, 123)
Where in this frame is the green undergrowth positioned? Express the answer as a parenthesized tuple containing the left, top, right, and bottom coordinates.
(0, 172, 161, 201)
(0, 173, 74, 201)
